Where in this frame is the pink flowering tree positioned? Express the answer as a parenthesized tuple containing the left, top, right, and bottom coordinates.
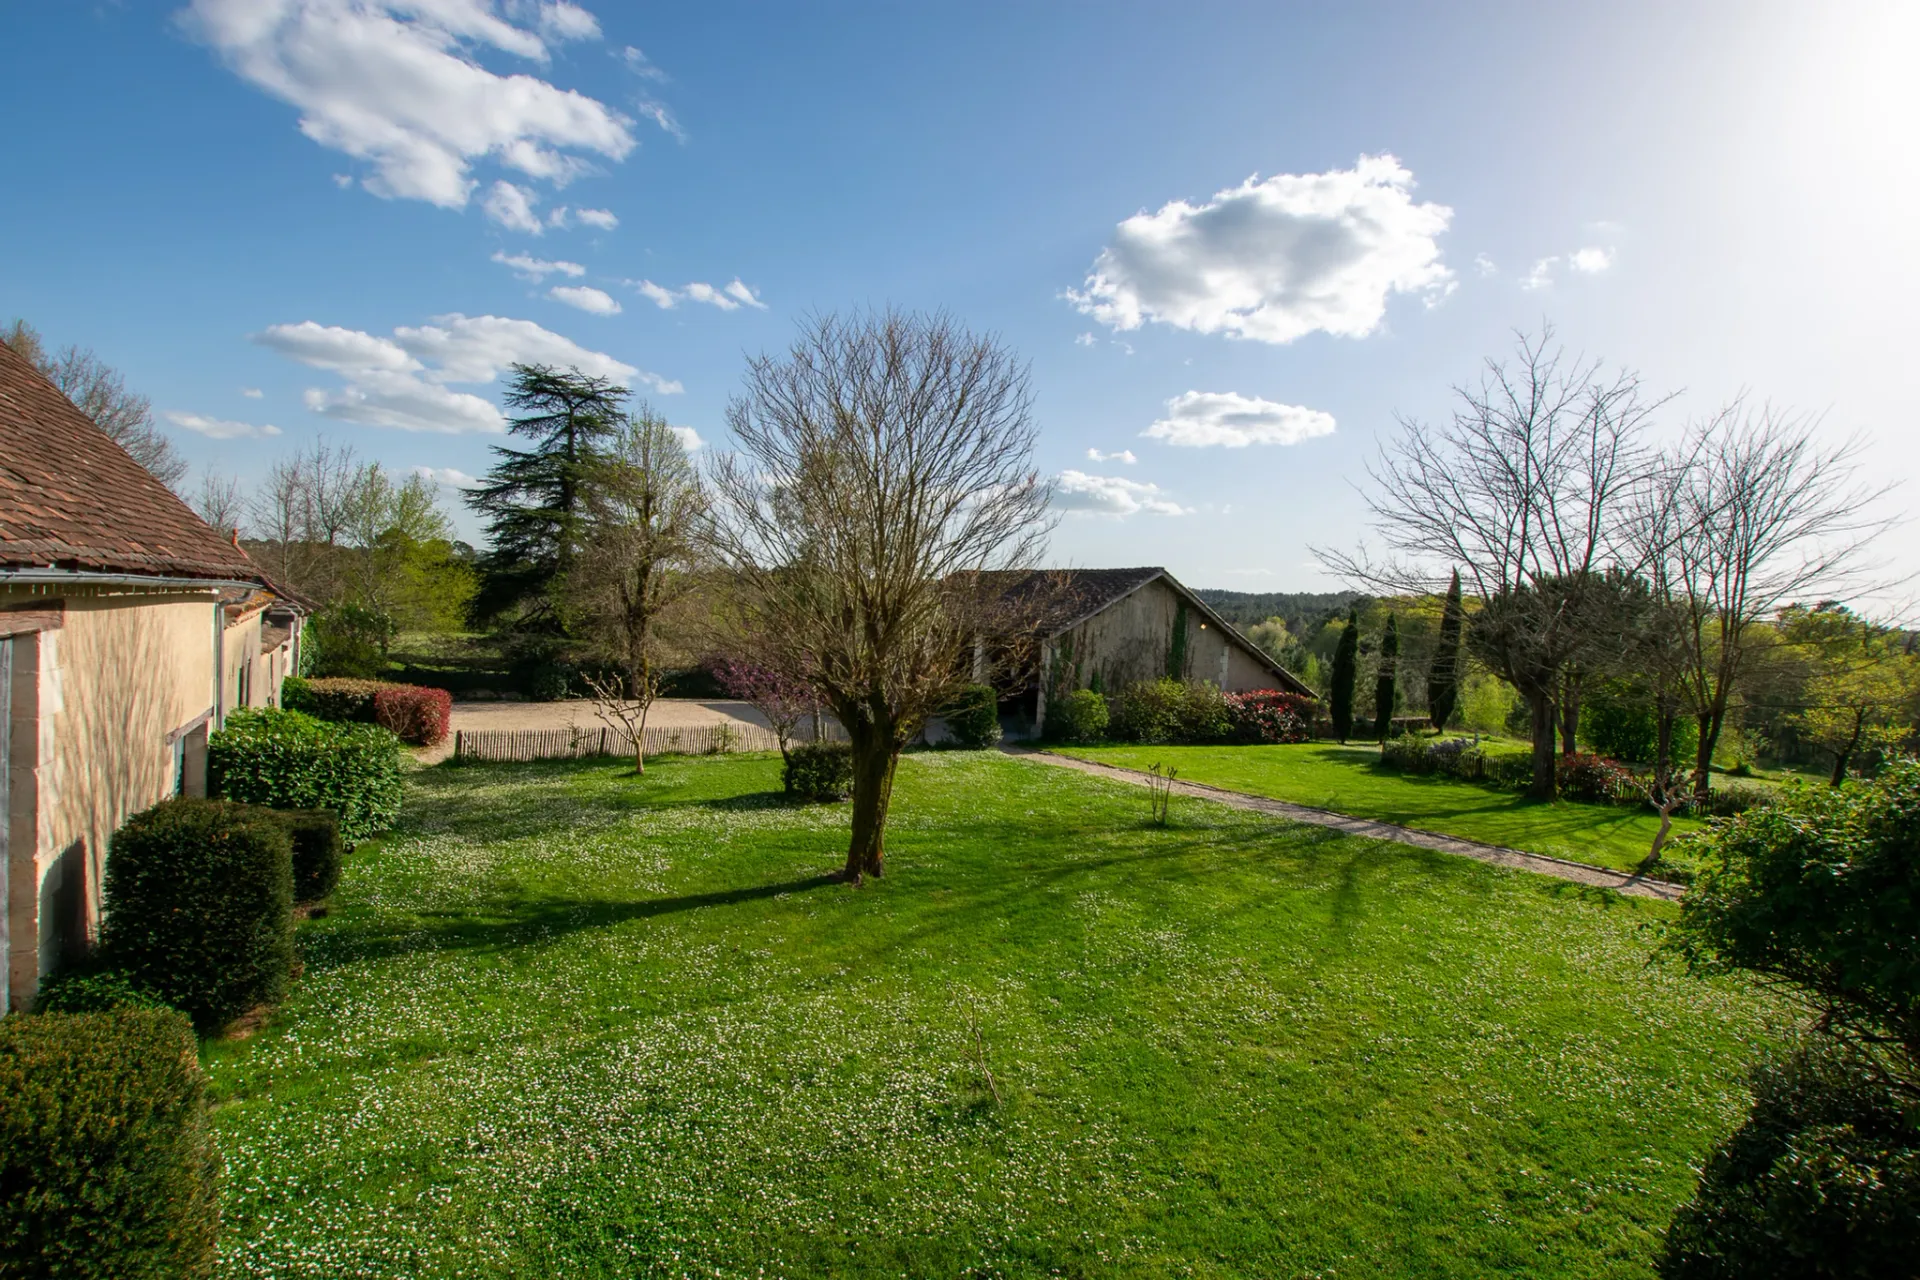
(713, 657, 814, 763)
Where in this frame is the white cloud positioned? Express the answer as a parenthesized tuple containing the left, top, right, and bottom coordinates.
(537, 1, 599, 42)
(492, 250, 584, 280)
(628, 278, 766, 311)
(632, 279, 679, 309)
(1086, 447, 1137, 464)
(576, 207, 618, 229)
(183, 0, 642, 210)
(669, 425, 703, 451)
(164, 411, 283, 439)
(1521, 257, 1559, 291)
(1569, 245, 1614, 274)
(1073, 332, 1096, 347)
(1069, 154, 1454, 344)
(1143, 390, 1336, 448)
(254, 310, 678, 433)
(1053, 470, 1189, 518)
(240, 387, 264, 398)
(413, 464, 478, 487)
(483, 180, 546, 234)
(1474, 253, 1498, 277)
(548, 285, 621, 314)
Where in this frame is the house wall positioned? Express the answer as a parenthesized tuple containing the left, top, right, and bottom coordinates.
(3, 586, 219, 1010)
(1041, 578, 1281, 724)
(224, 610, 264, 710)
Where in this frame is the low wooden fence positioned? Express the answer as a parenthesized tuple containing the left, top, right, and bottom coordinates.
(455, 723, 790, 763)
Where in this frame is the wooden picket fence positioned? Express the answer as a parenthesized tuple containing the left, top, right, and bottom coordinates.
(454, 722, 792, 763)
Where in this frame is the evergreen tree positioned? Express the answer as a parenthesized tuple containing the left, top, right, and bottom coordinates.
(1427, 569, 1466, 732)
(467, 364, 627, 630)
(1330, 607, 1359, 742)
(1373, 613, 1400, 739)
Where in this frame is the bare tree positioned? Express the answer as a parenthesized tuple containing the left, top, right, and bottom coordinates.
(1644, 404, 1892, 798)
(190, 468, 247, 539)
(570, 410, 706, 775)
(1318, 327, 1662, 798)
(4, 319, 189, 490)
(709, 309, 1052, 883)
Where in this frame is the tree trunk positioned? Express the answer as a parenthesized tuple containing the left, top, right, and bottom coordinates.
(1831, 713, 1864, 786)
(844, 724, 899, 884)
(1528, 693, 1558, 800)
(1692, 699, 1730, 801)
(1558, 672, 1582, 756)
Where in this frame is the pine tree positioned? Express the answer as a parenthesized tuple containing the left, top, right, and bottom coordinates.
(1373, 613, 1400, 739)
(1427, 569, 1466, 733)
(1330, 607, 1359, 742)
(467, 364, 627, 630)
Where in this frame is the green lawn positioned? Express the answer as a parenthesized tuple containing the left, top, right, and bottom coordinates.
(205, 752, 1787, 1278)
(1057, 742, 1707, 877)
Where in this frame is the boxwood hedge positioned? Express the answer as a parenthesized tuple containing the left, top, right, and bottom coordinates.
(209, 708, 402, 843)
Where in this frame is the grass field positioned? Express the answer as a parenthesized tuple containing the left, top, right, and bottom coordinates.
(205, 751, 1786, 1278)
(1056, 742, 1708, 877)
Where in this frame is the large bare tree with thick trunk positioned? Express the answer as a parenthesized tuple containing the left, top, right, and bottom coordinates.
(1318, 328, 1661, 799)
(709, 310, 1051, 884)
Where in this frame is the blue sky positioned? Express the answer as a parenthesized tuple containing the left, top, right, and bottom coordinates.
(3, 1, 1915, 591)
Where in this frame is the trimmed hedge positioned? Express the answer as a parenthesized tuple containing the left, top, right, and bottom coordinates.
(98, 799, 294, 1032)
(784, 742, 853, 801)
(943, 684, 1002, 749)
(1378, 734, 1772, 816)
(372, 685, 452, 747)
(210, 708, 403, 843)
(34, 966, 174, 1015)
(0, 1010, 220, 1278)
(274, 808, 346, 904)
(285, 677, 452, 746)
(1048, 689, 1110, 744)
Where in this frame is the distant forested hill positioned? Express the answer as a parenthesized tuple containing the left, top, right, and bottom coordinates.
(1192, 589, 1360, 632)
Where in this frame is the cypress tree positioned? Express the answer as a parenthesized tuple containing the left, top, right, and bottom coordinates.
(467, 363, 627, 630)
(1427, 569, 1465, 732)
(1373, 613, 1400, 739)
(1330, 607, 1359, 742)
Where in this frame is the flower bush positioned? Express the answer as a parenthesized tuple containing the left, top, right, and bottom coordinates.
(372, 684, 453, 747)
(1224, 690, 1315, 744)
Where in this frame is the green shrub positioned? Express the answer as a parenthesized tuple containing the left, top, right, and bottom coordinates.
(943, 684, 1002, 749)
(0, 1010, 220, 1278)
(1176, 681, 1232, 743)
(305, 603, 394, 679)
(273, 808, 345, 903)
(1109, 678, 1231, 745)
(209, 708, 403, 843)
(1048, 689, 1110, 744)
(1582, 678, 1699, 765)
(784, 742, 853, 801)
(98, 799, 294, 1032)
(519, 658, 574, 701)
(1659, 1044, 1920, 1279)
(33, 966, 174, 1015)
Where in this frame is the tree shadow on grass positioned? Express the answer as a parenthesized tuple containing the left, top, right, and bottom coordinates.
(302, 872, 843, 973)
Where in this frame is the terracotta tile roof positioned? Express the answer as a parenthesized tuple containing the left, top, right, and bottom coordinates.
(0, 337, 264, 583)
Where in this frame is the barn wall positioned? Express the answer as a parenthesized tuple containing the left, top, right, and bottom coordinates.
(1048, 578, 1276, 700)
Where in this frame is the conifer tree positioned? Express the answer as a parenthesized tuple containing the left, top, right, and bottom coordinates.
(467, 364, 627, 630)
(1373, 613, 1400, 739)
(1330, 607, 1359, 742)
(1427, 569, 1466, 732)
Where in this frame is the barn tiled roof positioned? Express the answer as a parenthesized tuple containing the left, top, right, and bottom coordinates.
(0, 337, 264, 583)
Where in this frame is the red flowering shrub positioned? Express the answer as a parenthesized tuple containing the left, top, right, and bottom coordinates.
(1224, 690, 1316, 744)
(371, 685, 452, 747)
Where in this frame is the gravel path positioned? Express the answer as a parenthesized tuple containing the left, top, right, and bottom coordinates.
(1010, 746, 1685, 902)
(417, 698, 780, 764)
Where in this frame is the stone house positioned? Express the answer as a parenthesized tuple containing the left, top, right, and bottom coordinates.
(993, 567, 1313, 735)
(1, 338, 299, 1013)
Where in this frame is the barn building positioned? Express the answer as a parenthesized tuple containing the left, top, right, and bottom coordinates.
(992, 567, 1312, 736)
